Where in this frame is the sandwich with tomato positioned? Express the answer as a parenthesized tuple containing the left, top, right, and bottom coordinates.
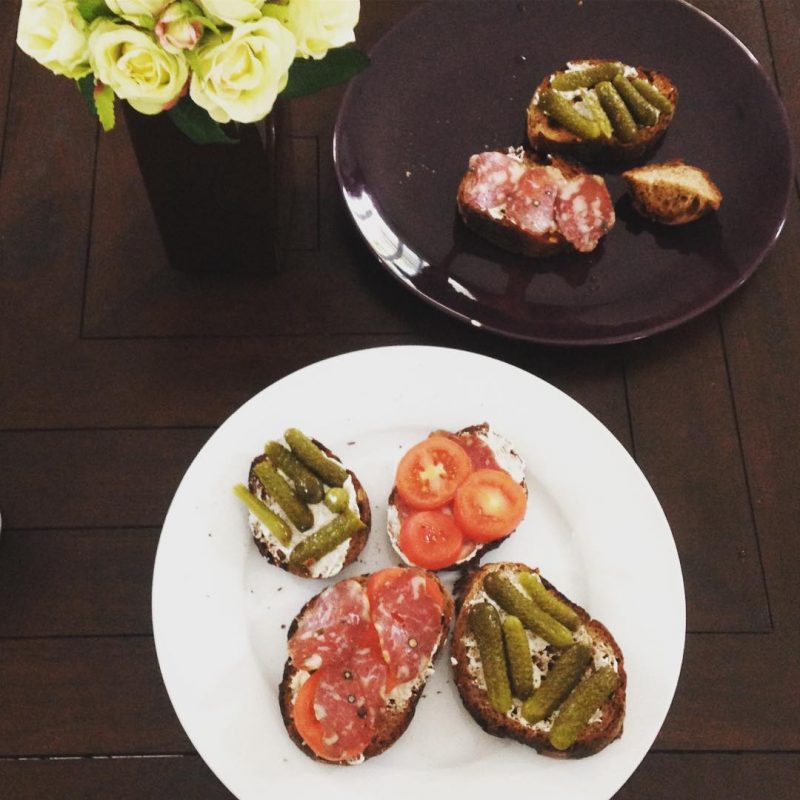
(387, 424, 528, 571)
(280, 566, 454, 764)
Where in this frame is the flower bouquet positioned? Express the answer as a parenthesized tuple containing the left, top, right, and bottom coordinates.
(16, 0, 367, 144)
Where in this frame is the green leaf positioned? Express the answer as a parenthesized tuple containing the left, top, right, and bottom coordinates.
(94, 84, 115, 132)
(281, 48, 370, 100)
(77, 74, 96, 115)
(167, 98, 239, 145)
(77, 0, 110, 23)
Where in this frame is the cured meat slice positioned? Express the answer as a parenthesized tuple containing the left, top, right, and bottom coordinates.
(289, 579, 372, 670)
(369, 569, 444, 684)
(313, 656, 388, 760)
(555, 175, 616, 252)
(460, 151, 528, 210)
(504, 166, 564, 235)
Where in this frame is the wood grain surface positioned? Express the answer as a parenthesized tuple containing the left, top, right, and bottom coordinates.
(1, 0, 798, 797)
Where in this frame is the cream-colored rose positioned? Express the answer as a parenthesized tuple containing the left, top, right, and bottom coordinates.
(89, 20, 188, 114)
(155, 2, 203, 54)
(198, 0, 264, 27)
(105, 0, 170, 26)
(263, 0, 359, 60)
(189, 17, 296, 124)
(16, 0, 91, 79)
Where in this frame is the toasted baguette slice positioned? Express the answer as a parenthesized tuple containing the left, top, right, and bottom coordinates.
(387, 423, 527, 571)
(623, 160, 722, 224)
(452, 562, 626, 759)
(527, 59, 678, 163)
(248, 439, 370, 579)
(279, 571, 455, 764)
(457, 151, 592, 257)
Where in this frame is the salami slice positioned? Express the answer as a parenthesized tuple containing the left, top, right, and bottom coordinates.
(370, 570, 443, 684)
(504, 166, 563, 235)
(461, 152, 528, 210)
(289, 579, 372, 669)
(313, 655, 388, 760)
(555, 175, 616, 253)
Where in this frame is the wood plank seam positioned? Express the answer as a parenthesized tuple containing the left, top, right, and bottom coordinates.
(77, 330, 411, 342)
(716, 313, 775, 629)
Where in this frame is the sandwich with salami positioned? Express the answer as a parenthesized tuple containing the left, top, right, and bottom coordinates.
(280, 566, 454, 764)
(452, 562, 626, 758)
(387, 423, 528, 571)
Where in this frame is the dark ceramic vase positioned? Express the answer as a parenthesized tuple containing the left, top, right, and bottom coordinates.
(123, 101, 292, 273)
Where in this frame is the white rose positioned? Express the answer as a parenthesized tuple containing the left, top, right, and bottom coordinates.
(198, 0, 264, 27)
(155, 2, 204, 54)
(89, 20, 188, 114)
(16, 0, 91, 79)
(263, 0, 359, 60)
(190, 17, 296, 124)
(105, 0, 171, 25)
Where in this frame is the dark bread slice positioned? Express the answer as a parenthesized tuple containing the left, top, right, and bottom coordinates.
(387, 423, 527, 572)
(456, 152, 587, 258)
(248, 438, 371, 579)
(279, 571, 455, 764)
(527, 59, 678, 163)
(452, 562, 626, 758)
(623, 159, 722, 224)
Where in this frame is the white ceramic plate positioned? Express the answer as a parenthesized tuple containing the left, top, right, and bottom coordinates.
(152, 345, 684, 800)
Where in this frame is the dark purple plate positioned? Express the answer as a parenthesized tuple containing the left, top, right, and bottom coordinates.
(334, 0, 793, 345)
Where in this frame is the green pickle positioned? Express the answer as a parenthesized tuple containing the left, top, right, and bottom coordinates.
(324, 487, 350, 513)
(288, 510, 365, 566)
(549, 666, 620, 751)
(252, 460, 314, 532)
(264, 441, 324, 504)
(580, 89, 614, 138)
(233, 484, 292, 547)
(550, 62, 623, 91)
(518, 572, 582, 631)
(483, 573, 574, 649)
(521, 644, 593, 724)
(631, 77, 674, 114)
(468, 602, 513, 714)
(595, 81, 639, 142)
(539, 89, 601, 140)
(502, 616, 534, 700)
(285, 428, 349, 487)
(612, 74, 659, 126)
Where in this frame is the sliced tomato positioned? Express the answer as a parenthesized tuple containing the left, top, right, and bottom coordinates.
(453, 469, 527, 543)
(366, 566, 446, 613)
(292, 670, 331, 761)
(395, 436, 473, 509)
(398, 511, 464, 569)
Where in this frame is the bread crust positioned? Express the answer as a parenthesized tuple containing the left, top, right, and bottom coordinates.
(527, 60, 678, 163)
(623, 159, 722, 225)
(279, 571, 455, 764)
(451, 562, 626, 759)
(387, 423, 528, 572)
(248, 439, 371, 578)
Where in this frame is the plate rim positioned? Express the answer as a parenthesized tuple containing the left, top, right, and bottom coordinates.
(333, 0, 795, 346)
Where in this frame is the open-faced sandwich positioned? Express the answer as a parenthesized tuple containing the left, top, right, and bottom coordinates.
(387, 424, 527, 571)
(452, 562, 626, 758)
(234, 428, 370, 578)
(280, 566, 454, 764)
(527, 59, 678, 163)
(457, 149, 615, 256)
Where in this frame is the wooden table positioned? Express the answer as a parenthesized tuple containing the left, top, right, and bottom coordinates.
(1, 1, 798, 796)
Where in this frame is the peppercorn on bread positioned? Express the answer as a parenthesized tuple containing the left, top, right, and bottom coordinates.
(527, 59, 678, 163)
(452, 562, 626, 758)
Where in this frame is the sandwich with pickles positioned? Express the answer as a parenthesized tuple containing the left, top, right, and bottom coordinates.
(234, 428, 370, 578)
(452, 562, 626, 758)
(527, 58, 678, 163)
